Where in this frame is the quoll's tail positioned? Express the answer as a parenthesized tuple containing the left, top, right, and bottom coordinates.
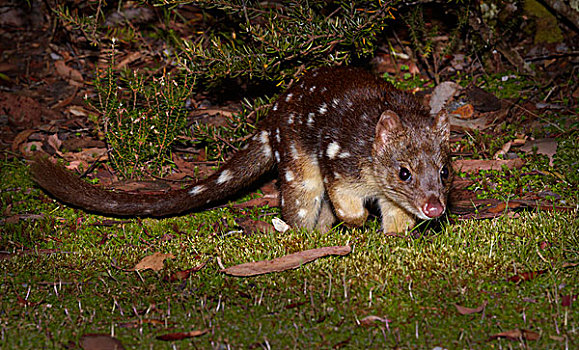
(30, 131, 275, 217)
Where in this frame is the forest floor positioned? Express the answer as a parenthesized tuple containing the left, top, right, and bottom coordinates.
(1, 1, 578, 348)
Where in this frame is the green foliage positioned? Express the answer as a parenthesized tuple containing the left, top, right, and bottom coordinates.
(186, 96, 274, 163)
(52, 2, 105, 46)
(158, 0, 397, 88)
(403, 4, 470, 83)
(89, 46, 194, 178)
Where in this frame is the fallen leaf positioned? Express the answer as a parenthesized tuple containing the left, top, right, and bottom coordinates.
(222, 245, 351, 277)
(47, 133, 63, 155)
(493, 140, 512, 159)
(489, 329, 540, 341)
(272, 217, 291, 233)
(235, 217, 274, 234)
(133, 252, 175, 272)
(454, 300, 488, 315)
(487, 201, 522, 214)
(11, 129, 36, 153)
(449, 114, 492, 130)
(520, 138, 558, 167)
(507, 269, 547, 283)
(465, 86, 502, 112)
(0, 91, 59, 128)
(359, 315, 391, 326)
(452, 103, 475, 119)
(165, 260, 209, 282)
(54, 60, 83, 83)
(453, 158, 524, 173)
(156, 329, 208, 341)
(430, 81, 462, 115)
(79, 334, 125, 350)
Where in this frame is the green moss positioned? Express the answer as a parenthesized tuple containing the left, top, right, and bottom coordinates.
(1, 158, 578, 348)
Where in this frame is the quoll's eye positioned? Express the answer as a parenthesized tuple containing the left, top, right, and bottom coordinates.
(399, 167, 412, 182)
(440, 165, 449, 181)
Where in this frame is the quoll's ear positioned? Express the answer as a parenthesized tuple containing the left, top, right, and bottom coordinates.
(375, 110, 403, 146)
(434, 110, 450, 142)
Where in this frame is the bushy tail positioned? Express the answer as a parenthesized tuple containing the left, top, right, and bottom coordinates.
(30, 133, 275, 217)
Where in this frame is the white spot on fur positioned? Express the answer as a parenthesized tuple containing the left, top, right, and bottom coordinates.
(332, 98, 340, 107)
(260, 130, 269, 144)
(295, 199, 301, 206)
(287, 113, 295, 124)
(285, 170, 295, 182)
(326, 142, 340, 159)
(307, 113, 314, 126)
(321, 87, 327, 93)
(275, 128, 281, 142)
(281, 196, 285, 206)
(298, 209, 307, 218)
(323, 177, 328, 183)
(263, 144, 272, 158)
(309, 86, 316, 93)
(334, 172, 342, 179)
(217, 170, 232, 184)
(318, 103, 327, 114)
(188, 185, 205, 196)
(346, 99, 353, 108)
(290, 143, 299, 159)
(275, 151, 280, 163)
(285, 93, 293, 102)
(338, 151, 351, 158)
(272, 103, 278, 111)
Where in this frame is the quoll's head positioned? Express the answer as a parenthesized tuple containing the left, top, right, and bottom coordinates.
(372, 109, 452, 220)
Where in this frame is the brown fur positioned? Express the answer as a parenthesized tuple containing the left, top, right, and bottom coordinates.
(31, 67, 451, 232)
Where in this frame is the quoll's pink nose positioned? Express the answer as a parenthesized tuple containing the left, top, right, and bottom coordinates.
(422, 196, 445, 218)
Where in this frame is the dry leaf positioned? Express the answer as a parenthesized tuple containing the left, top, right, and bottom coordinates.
(452, 103, 475, 119)
(272, 217, 291, 233)
(47, 133, 63, 155)
(54, 60, 83, 83)
(359, 315, 391, 326)
(430, 81, 462, 115)
(79, 334, 125, 350)
(156, 329, 208, 341)
(453, 158, 524, 173)
(165, 260, 208, 282)
(235, 217, 274, 234)
(222, 245, 351, 277)
(489, 329, 540, 341)
(520, 138, 558, 167)
(493, 141, 512, 159)
(133, 252, 175, 271)
(454, 300, 488, 315)
(11, 129, 35, 153)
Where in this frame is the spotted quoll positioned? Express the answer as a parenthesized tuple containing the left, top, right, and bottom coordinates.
(31, 67, 451, 232)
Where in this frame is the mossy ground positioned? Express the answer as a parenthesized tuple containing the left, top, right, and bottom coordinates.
(1, 157, 577, 348)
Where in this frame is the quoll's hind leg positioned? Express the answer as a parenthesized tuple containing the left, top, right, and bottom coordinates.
(378, 198, 416, 233)
(326, 181, 369, 228)
(278, 157, 326, 231)
(316, 199, 336, 233)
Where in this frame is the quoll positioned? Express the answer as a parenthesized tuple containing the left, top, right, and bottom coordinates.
(31, 67, 452, 232)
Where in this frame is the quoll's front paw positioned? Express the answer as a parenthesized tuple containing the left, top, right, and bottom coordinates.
(336, 207, 369, 228)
